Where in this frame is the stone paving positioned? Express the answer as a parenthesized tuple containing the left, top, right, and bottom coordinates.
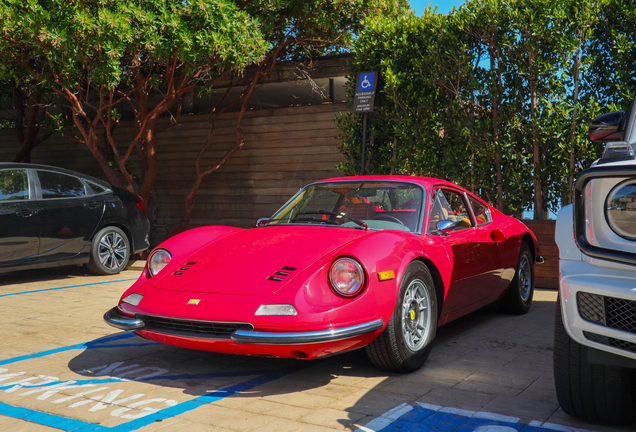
(0, 264, 634, 432)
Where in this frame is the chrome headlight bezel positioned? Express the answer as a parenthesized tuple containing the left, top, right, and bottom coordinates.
(148, 248, 172, 277)
(605, 178, 636, 242)
(329, 257, 366, 297)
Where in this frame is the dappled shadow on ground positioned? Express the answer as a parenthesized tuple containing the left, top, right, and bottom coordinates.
(58, 296, 579, 430)
(0, 265, 103, 286)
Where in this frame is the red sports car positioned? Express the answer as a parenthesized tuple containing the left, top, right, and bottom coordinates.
(105, 176, 542, 372)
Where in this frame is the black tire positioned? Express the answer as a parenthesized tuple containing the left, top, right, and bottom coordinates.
(553, 296, 636, 425)
(87, 226, 131, 275)
(497, 242, 533, 314)
(366, 261, 438, 372)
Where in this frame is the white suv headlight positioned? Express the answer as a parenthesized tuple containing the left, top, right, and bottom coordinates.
(606, 180, 636, 241)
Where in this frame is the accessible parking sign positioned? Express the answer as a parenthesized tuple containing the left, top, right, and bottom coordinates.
(353, 71, 378, 113)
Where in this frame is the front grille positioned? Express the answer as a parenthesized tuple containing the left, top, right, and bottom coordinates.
(577, 292, 636, 335)
(584, 331, 636, 355)
(606, 297, 636, 333)
(138, 315, 253, 339)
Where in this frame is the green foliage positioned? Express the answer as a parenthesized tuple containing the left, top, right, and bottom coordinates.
(338, 0, 635, 216)
(0, 0, 267, 90)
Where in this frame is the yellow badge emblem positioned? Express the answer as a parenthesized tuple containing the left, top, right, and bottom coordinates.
(410, 310, 415, 320)
(187, 299, 201, 305)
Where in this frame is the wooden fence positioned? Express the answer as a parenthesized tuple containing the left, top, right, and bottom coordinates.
(522, 219, 558, 289)
(0, 103, 347, 241)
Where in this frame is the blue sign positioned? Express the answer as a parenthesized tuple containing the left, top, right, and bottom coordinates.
(357, 72, 376, 92)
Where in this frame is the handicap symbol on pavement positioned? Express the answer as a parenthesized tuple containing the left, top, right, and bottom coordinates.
(358, 72, 375, 92)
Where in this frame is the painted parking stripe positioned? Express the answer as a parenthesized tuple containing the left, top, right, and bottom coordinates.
(356, 403, 599, 432)
(0, 333, 149, 366)
(0, 334, 300, 432)
(0, 371, 288, 432)
(0, 278, 137, 298)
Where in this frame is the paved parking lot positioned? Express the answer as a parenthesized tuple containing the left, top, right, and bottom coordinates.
(1, 265, 634, 432)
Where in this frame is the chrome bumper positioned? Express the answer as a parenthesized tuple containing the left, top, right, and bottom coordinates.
(104, 307, 145, 331)
(231, 318, 385, 345)
(104, 307, 384, 345)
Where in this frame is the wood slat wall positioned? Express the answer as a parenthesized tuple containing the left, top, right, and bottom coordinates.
(522, 220, 559, 289)
(0, 106, 562, 291)
(0, 103, 347, 242)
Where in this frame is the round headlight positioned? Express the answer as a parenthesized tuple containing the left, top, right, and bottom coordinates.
(329, 257, 365, 297)
(148, 249, 172, 277)
(606, 180, 636, 240)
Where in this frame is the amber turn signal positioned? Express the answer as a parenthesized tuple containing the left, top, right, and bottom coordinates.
(377, 270, 395, 281)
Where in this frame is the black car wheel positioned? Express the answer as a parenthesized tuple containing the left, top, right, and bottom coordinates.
(366, 261, 437, 372)
(497, 242, 533, 314)
(553, 296, 636, 425)
(87, 226, 130, 275)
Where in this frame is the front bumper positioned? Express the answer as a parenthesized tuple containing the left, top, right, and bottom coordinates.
(560, 259, 636, 362)
(104, 306, 384, 346)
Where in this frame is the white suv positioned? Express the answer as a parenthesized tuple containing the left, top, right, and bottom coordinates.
(554, 105, 636, 425)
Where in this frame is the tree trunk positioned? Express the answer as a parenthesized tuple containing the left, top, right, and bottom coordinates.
(567, 46, 581, 204)
(489, 45, 504, 212)
(529, 51, 543, 220)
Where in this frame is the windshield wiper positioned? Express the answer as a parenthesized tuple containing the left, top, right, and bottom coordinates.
(256, 210, 368, 230)
(295, 210, 368, 230)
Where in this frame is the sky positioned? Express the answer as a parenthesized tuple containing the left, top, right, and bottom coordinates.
(409, 0, 465, 15)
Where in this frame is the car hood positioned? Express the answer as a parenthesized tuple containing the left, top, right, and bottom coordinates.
(155, 225, 368, 295)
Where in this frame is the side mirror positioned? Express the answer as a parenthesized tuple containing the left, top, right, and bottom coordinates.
(256, 218, 269, 227)
(436, 220, 455, 234)
(589, 111, 625, 143)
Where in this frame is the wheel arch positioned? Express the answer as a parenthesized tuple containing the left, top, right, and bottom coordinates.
(412, 257, 445, 318)
(521, 232, 536, 260)
(95, 222, 134, 251)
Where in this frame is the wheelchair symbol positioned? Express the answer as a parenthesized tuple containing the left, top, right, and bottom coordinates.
(358, 73, 375, 92)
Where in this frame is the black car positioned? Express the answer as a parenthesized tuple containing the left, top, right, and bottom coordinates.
(0, 163, 150, 275)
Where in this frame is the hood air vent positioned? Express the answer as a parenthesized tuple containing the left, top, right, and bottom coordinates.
(267, 266, 297, 282)
(173, 261, 197, 276)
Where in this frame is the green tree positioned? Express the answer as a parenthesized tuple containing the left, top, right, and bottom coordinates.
(0, 0, 266, 224)
(170, 0, 408, 235)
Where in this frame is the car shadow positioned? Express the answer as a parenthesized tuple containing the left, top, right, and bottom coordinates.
(62, 300, 563, 430)
(0, 265, 138, 287)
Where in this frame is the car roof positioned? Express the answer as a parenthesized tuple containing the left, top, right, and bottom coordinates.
(0, 162, 110, 187)
(314, 175, 465, 190)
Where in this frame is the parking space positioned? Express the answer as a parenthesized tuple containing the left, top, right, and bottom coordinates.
(1, 267, 634, 432)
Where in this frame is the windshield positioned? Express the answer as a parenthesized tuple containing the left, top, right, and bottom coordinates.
(263, 181, 425, 232)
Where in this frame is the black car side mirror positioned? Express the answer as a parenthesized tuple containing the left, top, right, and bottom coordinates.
(589, 111, 625, 143)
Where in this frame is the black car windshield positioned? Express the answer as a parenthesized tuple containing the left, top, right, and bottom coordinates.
(263, 181, 424, 232)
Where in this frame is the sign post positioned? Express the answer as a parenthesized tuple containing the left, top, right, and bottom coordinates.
(353, 71, 378, 175)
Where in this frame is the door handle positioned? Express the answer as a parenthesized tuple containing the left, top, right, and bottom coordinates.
(16, 209, 36, 217)
(489, 229, 506, 243)
(83, 202, 101, 209)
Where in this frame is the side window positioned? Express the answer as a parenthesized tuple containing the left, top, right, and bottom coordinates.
(86, 181, 109, 195)
(38, 171, 86, 199)
(0, 169, 29, 202)
(429, 188, 473, 232)
(469, 199, 492, 226)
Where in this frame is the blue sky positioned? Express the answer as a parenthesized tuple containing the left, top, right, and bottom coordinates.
(409, 0, 465, 15)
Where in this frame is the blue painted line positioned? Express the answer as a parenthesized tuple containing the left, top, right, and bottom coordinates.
(0, 278, 136, 298)
(0, 333, 151, 366)
(0, 370, 295, 432)
(108, 371, 292, 432)
(0, 401, 98, 431)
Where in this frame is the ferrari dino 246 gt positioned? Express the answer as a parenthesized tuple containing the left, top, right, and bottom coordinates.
(105, 176, 542, 372)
